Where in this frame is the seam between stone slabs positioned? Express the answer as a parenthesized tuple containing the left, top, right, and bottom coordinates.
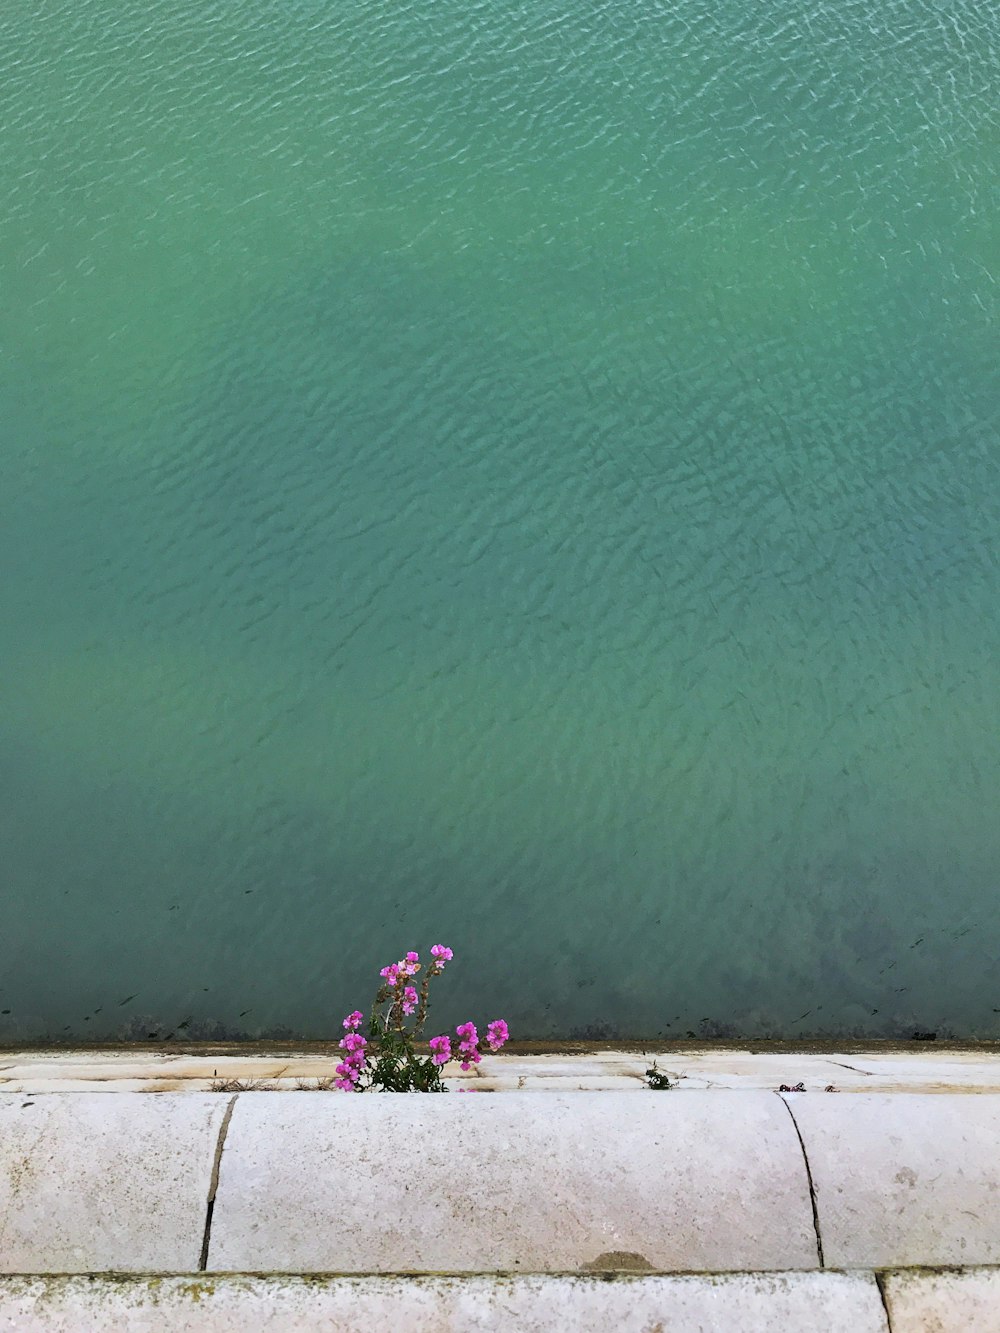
(199, 1094, 238, 1271)
(873, 1272, 893, 1331)
(777, 1093, 825, 1268)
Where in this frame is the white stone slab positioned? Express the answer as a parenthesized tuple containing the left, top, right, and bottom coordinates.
(786, 1093, 1000, 1268)
(4, 1049, 1000, 1094)
(882, 1268, 1000, 1332)
(0, 1272, 888, 1332)
(209, 1091, 816, 1272)
(0, 1093, 226, 1273)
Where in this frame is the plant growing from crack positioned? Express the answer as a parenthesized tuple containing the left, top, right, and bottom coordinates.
(644, 1061, 673, 1090)
(335, 946, 509, 1092)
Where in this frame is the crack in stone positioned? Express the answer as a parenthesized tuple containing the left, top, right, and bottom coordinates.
(777, 1093, 825, 1268)
(199, 1095, 237, 1271)
(827, 1060, 874, 1076)
(874, 1271, 894, 1331)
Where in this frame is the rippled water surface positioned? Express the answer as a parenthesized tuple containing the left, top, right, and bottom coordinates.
(2, 0, 998, 1040)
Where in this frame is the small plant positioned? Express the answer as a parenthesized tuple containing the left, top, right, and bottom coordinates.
(776, 1082, 839, 1093)
(645, 1061, 673, 1090)
(334, 945, 509, 1092)
(209, 1078, 275, 1093)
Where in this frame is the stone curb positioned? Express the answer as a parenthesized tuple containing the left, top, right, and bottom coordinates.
(881, 1267, 1000, 1331)
(3, 1091, 1000, 1276)
(0, 1272, 887, 1331)
(208, 1091, 815, 1273)
(783, 1092, 1000, 1268)
(0, 1095, 228, 1274)
(4, 1271, 1000, 1331)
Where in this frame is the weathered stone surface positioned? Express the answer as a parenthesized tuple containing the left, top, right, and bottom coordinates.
(0, 1272, 888, 1332)
(3, 1049, 1000, 1094)
(209, 1091, 816, 1272)
(786, 1093, 1000, 1268)
(883, 1268, 1000, 1332)
(0, 1094, 226, 1273)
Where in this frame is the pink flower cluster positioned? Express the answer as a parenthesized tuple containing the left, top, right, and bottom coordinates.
(379, 945, 453, 994)
(486, 1019, 509, 1050)
(428, 1034, 451, 1065)
(334, 945, 509, 1089)
(380, 950, 421, 989)
(430, 1017, 509, 1072)
(335, 1010, 367, 1090)
(456, 1021, 481, 1070)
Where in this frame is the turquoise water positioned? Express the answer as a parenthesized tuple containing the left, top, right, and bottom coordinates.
(1, 0, 998, 1041)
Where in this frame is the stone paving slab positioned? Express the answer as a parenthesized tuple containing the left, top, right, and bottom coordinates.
(785, 1092, 1000, 1269)
(0, 1094, 226, 1274)
(883, 1268, 1000, 1332)
(0, 1272, 888, 1332)
(208, 1091, 816, 1273)
(3, 1048, 1000, 1094)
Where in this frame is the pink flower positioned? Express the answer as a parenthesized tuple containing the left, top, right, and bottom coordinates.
(397, 952, 420, 978)
(486, 1019, 509, 1051)
(334, 1048, 364, 1089)
(428, 1035, 452, 1066)
(402, 985, 418, 1016)
(430, 944, 453, 967)
(456, 1021, 481, 1070)
(383, 953, 420, 983)
(334, 1011, 374, 1089)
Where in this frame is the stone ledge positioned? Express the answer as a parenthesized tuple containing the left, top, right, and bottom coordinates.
(2, 1047, 1000, 1094)
(208, 1091, 815, 1273)
(0, 1272, 887, 1332)
(882, 1267, 1000, 1331)
(785, 1092, 1000, 1269)
(3, 1087, 1000, 1278)
(0, 1095, 227, 1274)
(4, 1271, 1000, 1331)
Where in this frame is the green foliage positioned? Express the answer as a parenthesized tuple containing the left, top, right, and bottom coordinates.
(366, 1028, 446, 1093)
(644, 1061, 673, 1090)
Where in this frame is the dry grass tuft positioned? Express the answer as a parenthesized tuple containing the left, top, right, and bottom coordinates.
(210, 1078, 276, 1093)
